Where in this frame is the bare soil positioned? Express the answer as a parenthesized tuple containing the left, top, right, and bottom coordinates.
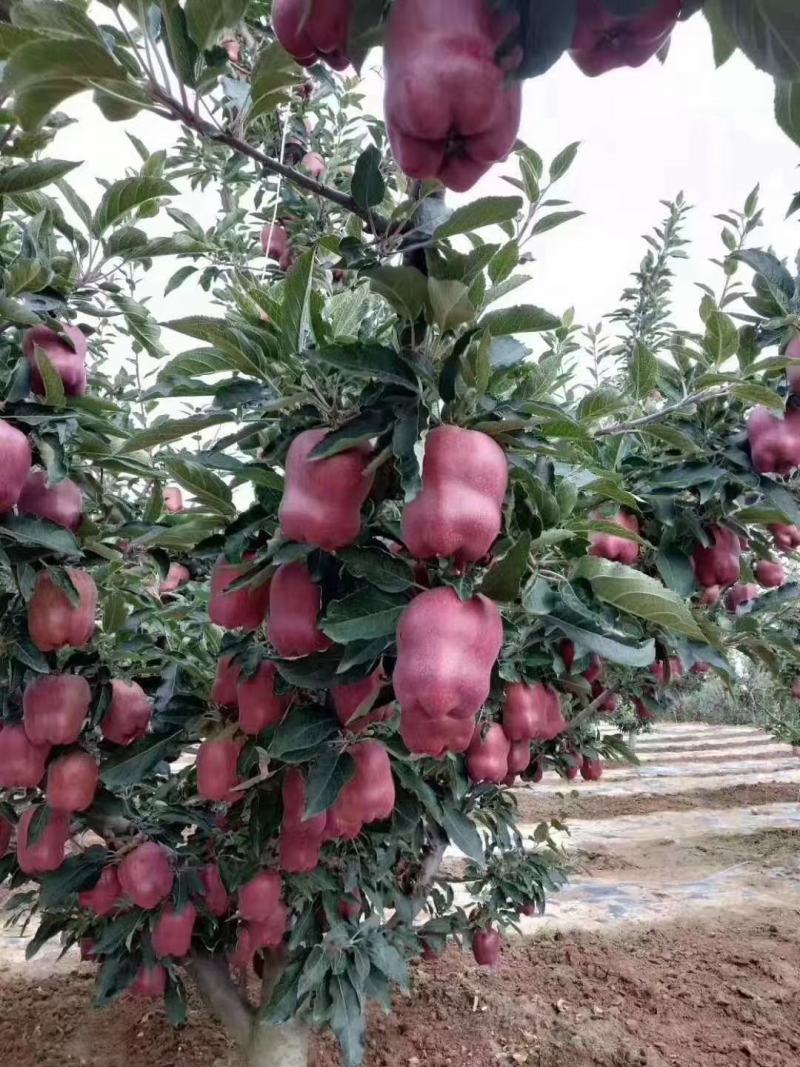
(515, 781, 800, 823)
(2, 912, 797, 1067)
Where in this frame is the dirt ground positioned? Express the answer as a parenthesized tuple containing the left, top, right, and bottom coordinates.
(1, 910, 798, 1067)
(515, 781, 800, 823)
(1, 727, 798, 1067)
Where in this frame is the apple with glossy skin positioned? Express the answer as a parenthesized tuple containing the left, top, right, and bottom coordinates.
(23, 324, 88, 396)
(394, 588, 503, 758)
(571, 0, 681, 77)
(209, 555, 270, 631)
(279, 768, 326, 874)
(200, 863, 230, 917)
(472, 928, 502, 967)
(692, 525, 741, 589)
(197, 737, 243, 803)
(272, 0, 351, 70)
(238, 870, 283, 922)
(325, 741, 395, 839)
(238, 661, 287, 734)
(130, 964, 166, 998)
(402, 426, 509, 566)
(503, 683, 566, 742)
(755, 560, 786, 588)
(101, 679, 152, 745)
(0, 420, 32, 514)
(27, 568, 97, 652)
(0, 725, 50, 788)
(17, 470, 82, 530)
(332, 666, 387, 732)
(588, 510, 640, 564)
(17, 806, 70, 874)
(46, 751, 99, 812)
(466, 723, 511, 784)
(384, 0, 522, 192)
(268, 561, 332, 658)
(79, 866, 122, 917)
(23, 673, 91, 746)
(748, 406, 800, 477)
(211, 654, 242, 708)
(279, 428, 375, 551)
(152, 902, 197, 958)
(163, 486, 183, 513)
(118, 841, 174, 910)
(580, 757, 603, 781)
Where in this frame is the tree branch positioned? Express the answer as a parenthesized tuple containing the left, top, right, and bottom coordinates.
(147, 84, 391, 233)
(594, 387, 729, 438)
(186, 951, 255, 1050)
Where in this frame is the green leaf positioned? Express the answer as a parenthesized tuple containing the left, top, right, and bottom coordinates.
(119, 414, 233, 454)
(351, 145, 385, 210)
(91, 177, 177, 236)
(102, 592, 129, 634)
(99, 732, 183, 790)
(0, 294, 41, 326)
(38, 849, 108, 909)
(704, 308, 739, 362)
(164, 458, 235, 518)
(305, 749, 356, 818)
(544, 614, 656, 669)
(434, 196, 523, 239)
(269, 705, 342, 762)
(439, 805, 484, 866)
(308, 342, 417, 388)
(574, 556, 708, 642)
(549, 141, 581, 182)
(655, 547, 696, 597)
(721, 0, 800, 81)
(338, 548, 415, 593)
(478, 532, 532, 602)
(732, 381, 786, 410)
(165, 975, 189, 1028)
(0, 158, 80, 195)
(531, 209, 584, 236)
(330, 973, 366, 1067)
(480, 305, 561, 335)
(32, 345, 66, 407)
(322, 588, 408, 644)
(11, 1, 106, 42)
(776, 79, 800, 147)
(366, 265, 428, 321)
(704, 0, 739, 65)
(0, 514, 80, 556)
(629, 342, 657, 398)
(109, 292, 168, 360)
(248, 40, 302, 124)
(427, 278, 475, 332)
(281, 248, 316, 356)
(160, 0, 199, 87)
(185, 0, 249, 51)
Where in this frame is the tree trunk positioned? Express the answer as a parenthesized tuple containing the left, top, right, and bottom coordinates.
(247, 1020, 310, 1067)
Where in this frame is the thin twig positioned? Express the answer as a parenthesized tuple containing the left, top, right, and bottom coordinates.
(594, 387, 730, 438)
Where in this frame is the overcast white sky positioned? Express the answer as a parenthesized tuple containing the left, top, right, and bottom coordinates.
(54, 14, 799, 360)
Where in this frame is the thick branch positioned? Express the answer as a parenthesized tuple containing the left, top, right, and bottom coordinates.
(187, 952, 255, 1050)
(148, 85, 390, 233)
(594, 387, 729, 438)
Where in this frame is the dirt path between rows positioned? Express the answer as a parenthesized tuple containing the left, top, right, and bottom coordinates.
(516, 781, 800, 823)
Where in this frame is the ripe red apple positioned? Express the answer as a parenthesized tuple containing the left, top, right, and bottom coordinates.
(79, 865, 122, 917)
(23, 673, 90, 746)
(755, 560, 786, 588)
(211, 654, 242, 708)
(238, 661, 287, 734)
(197, 737, 243, 802)
(238, 870, 283, 922)
(693, 526, 741, 589)
(268, 561, 332, 658)
(209, 555, 270, 631)
(725, 582, 760, 613)
(402, 426, 509, 566)
(331, 667, 387, 732)
(200, 863, 230, 918)
(466, 722, 511, 784)
(47, 751, 99, 812)
(0, 420, 32, 514)
(503, 682, 566, 742)
(770, 524, 800, 552)
(580, 757, 603, 782)
(152, 902, 197, 958)
(0, 725, 50, 788)
(23, 324, 88, 396)
(101, 679, 152, 745)
(27, 568, 97, 652)
(278, 428, 375, 552)
(588, 509, 640, 564)
(472, 928, 502, 967)
(570, 0, 681, 77)
(260, 222, 289, 261)
(301, 152, 326, 179)
(130, 963, 166, 998)
(17, 806, 70, 874)
(17, 470, 83, 530)
(159, 562, 191, 594)
(748, 406, 800, 477)
(0, 817, 12, 858)
(118, 841, 174, 910)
